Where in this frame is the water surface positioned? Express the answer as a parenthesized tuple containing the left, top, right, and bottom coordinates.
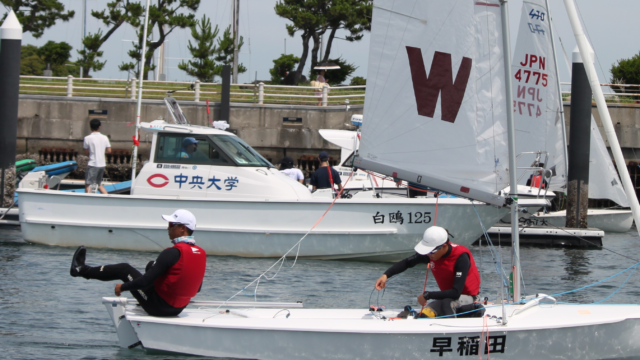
(2, 227, 640, 359)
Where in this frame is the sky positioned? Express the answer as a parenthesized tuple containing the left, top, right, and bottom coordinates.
(3, 0, 640, 85)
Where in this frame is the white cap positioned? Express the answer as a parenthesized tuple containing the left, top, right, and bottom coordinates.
(414, 226, 448, 255)
(162, 209, 196, 231)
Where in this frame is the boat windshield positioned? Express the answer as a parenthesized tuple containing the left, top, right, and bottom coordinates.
(211, 134, 273, 167)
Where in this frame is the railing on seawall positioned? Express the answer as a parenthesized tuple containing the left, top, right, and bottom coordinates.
(560, 82, 640, 101)
(18, 75, 366, 107)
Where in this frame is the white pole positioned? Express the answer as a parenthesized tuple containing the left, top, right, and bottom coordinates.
(131, 0, 152, 182)
(500, 0, 521, 303)
(562, 0, 640, 230)
(545, 0, 569, 189)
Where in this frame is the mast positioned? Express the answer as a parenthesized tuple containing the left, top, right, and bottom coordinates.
(562, 0, 640, 229)
(232, 0, 239, 84)
(500, 0, 521, 302)
(545, 0, 569, 188)
(130, 0, 152, 182)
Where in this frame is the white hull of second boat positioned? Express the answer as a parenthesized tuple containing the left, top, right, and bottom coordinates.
(103, 297, 640, 359)
(530, 209, 634, 233)
(17, 189, 507, 261)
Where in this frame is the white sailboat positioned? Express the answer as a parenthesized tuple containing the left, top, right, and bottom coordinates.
(99, 1, 640, 358)
(507, 2, 632, 232)
(531, 117, 633, 231)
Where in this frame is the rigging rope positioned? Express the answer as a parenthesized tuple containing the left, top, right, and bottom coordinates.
(207, 170, 356, 315)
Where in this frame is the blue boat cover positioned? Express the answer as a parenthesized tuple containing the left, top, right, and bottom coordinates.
(33, 161, 78, 176)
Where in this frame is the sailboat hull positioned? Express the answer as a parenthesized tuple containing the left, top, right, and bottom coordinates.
(530, 209, 633, 233)
(17, 189, 506, 261)
(104, 298, 640, 359)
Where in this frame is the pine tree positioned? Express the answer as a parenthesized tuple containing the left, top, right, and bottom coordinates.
(0, 0, 74, 39)
(178, 15, 220, 82)
(212, 25, 247, 79)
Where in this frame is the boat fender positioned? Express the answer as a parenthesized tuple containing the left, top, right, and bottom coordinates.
(454, 303, 486, 318)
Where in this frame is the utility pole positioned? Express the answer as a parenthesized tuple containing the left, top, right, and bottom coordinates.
(80, 0, 86, 78)
(232, 0, 239, 84)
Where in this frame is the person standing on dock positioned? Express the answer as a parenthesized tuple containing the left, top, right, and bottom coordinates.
(309, 151, 343, 194)
(69, 209, 207, 317)
(374, 226, 481, 318)
(83, 118, 111, 194)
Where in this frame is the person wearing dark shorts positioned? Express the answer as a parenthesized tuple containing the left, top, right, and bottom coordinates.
(309, 151, 343, 193)
(70, 209, 207, 317)
(83, 118, 111, 194)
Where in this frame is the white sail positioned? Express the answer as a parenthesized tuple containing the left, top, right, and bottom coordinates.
(589, 117, 629, 206)
(355, 0, 509, 206)
(511, 0, 566, 191)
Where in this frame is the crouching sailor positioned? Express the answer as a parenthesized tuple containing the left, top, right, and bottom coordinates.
(70, 209, 206, 317)
(375, 226, 480, 318)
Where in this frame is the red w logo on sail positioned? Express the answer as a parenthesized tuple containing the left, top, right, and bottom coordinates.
(406, 47, 472, 123)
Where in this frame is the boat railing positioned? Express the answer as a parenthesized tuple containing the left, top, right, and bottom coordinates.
(18, 75, 366, 107)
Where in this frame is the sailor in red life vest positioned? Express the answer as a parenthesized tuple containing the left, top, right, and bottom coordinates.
(70, 209, 207, 317)
(375, 226, 480, 318)
(526, 163, 548, 189)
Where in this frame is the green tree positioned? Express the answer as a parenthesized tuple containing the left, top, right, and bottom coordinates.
(120, 0, 201, 80)
(350, 76, 366, 86)
(212, 25, 246, 79)
(610, 52, 640, 93)
(275, 0, 327, 85)
(0, 0, 74, 38)
(315, 57, 356, 85)
(317, 0, 371, 64)
(270, 54, 300, 84)
(20, 43, 79, 77)
(178, 15, 220, 82)
(21, 44, 45, 75)
(77, 0, 143, 78)
(37, 41, 73, 69)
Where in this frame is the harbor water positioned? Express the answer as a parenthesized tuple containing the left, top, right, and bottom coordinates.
(2, 226, 640, 359)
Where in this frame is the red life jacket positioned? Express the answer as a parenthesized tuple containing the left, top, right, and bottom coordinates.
(531, 174, 545, 188)
(154, 242, 207, 308)
(430, 243, 480, 296)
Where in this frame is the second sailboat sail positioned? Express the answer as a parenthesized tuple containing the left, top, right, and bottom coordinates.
(511, 0, 567, 192)
(355, 1, 510, 207)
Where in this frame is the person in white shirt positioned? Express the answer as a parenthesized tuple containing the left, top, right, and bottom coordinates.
(279, 156, 304, 184)
(83, 119, 112, 194)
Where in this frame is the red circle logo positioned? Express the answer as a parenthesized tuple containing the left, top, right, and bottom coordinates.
(147, 174, 169, 188)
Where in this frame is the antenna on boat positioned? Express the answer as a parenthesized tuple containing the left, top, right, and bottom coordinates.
(130, 0, 153, 183)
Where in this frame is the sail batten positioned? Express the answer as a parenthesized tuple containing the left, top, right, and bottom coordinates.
(356, 0, 509, 204)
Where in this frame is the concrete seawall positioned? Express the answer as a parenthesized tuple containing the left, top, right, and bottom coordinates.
(16, 95, 362, 163)
(15, 95, 640, 163)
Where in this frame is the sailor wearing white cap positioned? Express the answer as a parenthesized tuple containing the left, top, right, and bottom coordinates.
(69, 209, 206, 317)
(374, 226, 481, 318)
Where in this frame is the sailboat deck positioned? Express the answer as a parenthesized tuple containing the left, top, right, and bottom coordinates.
(122, 302, 640, 334)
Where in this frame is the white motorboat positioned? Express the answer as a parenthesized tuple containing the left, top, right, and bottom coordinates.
(97, 1, 640, 358)
(16, 106, 510, 261)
